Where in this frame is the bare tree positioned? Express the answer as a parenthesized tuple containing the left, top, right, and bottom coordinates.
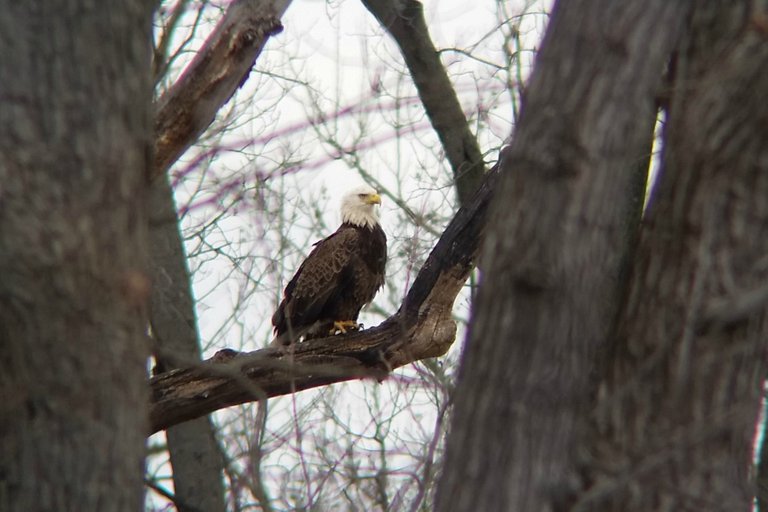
(148, 1, 291, 510)
(144, 0, 531, 509)
(361, 0, 487, 206)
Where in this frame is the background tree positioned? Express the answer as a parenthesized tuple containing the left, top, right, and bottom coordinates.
(148, 2, 291, 510)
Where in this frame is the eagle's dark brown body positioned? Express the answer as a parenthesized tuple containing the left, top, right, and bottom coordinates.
(272, 222, 387, 344)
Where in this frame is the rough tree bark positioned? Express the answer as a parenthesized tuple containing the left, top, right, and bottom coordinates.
(0, 2, 152, 511)
(361, 0, 486, 206)
(149, 1, 293, 510)
(584, 3, 768, 510)
(434, 1, 689, 511)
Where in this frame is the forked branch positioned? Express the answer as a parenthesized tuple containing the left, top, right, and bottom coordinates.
(149, 165, 498, 433)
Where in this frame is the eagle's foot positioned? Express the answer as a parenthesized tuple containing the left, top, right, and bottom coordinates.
(331, 320, 360, 335)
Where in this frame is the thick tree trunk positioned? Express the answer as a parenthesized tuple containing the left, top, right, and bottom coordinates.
(434, 1, 688, 511)
(584, 3, 768, 510)
(0, 2, 152, 511)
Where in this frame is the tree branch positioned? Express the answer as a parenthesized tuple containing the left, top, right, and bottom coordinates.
(149, 165, 498, 434)
(153, 0, 291, 177)
(361, 0, 487, 206)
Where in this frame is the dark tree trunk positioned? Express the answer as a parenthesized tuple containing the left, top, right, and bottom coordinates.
(0, 2, 152, 511)
(434, 1, 688, 510)
(585, 3, 768, 510)
(149, 173, 226, 512)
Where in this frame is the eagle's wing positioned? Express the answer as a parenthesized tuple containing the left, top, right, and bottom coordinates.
(273, 227, 359, 334)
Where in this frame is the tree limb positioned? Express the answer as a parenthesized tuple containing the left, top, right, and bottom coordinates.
(149, 165, 497, 434)
(153, 0, 291, 177)
(361, 0, 486, 205)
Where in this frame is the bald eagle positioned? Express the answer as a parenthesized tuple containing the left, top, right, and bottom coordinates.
(271, 185, 387, 345)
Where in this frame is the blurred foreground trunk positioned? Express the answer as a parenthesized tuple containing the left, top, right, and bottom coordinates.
(0, 2, 153, 510)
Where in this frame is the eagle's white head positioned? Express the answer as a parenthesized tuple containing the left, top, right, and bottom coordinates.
(340, 185, 381, 229)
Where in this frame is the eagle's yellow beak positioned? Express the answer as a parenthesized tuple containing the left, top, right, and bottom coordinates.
(366, 193, 382, 205)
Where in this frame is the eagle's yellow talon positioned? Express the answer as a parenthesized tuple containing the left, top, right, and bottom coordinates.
(332, 320, 359, 334)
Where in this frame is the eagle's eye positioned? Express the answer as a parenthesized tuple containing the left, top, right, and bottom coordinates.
(358, 194, 367, 199)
